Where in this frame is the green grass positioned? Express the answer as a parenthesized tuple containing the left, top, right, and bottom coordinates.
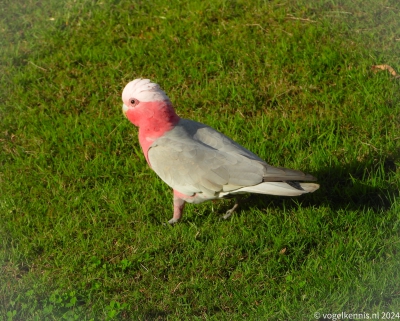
(1, 0, 400, 319)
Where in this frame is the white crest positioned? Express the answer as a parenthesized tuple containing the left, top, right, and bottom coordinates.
(122, 79, 170, 103)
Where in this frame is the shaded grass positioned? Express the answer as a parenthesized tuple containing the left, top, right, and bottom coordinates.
(1, 0, 400, 320)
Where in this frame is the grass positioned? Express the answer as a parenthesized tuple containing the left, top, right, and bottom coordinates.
(1, 0, 400, 319)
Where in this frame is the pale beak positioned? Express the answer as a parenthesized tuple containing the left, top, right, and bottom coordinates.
(122, 104, 128, 118)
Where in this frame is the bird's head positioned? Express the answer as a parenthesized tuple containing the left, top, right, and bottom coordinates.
(121, 78, 179, 129)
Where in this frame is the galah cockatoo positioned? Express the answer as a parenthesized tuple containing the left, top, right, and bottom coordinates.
(122, 79, 319, 224)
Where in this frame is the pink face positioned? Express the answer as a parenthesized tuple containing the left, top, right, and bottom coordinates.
(121, 78, 170, 119)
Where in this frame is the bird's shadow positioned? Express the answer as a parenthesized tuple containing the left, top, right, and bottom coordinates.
(236, 154, 399, 215)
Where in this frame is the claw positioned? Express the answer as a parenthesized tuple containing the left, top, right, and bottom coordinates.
(168, 217, 180, 224)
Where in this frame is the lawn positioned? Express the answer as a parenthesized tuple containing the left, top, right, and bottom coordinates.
(1, 0, 399, 320)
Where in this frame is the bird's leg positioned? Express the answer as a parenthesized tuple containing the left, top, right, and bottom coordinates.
(222, 195, 253, 220)
(222, 197, 241, 220)
(168, 191, 186, 224)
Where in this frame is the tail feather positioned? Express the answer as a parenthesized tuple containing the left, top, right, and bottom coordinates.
(297, 182, 320, 193)
(263, 167, 318, 182)
(229, 182, 320, 197)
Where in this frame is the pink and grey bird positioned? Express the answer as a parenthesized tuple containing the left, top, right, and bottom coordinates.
(122, 79, 319, 223)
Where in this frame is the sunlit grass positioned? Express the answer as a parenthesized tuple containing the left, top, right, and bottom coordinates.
(1, 0, 399, 319)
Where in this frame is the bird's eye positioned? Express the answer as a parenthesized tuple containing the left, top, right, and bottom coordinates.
(130, 98, 138, 105)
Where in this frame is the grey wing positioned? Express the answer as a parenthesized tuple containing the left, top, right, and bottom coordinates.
(185, 120, 317, 183)
(148, 135, 267, 197)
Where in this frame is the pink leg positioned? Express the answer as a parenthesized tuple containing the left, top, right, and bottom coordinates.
(168, 190, 186, 224)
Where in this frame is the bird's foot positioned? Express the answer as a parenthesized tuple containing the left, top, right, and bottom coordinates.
(222, 202, 239, 220)
(168, 217, 180, 224)
(221, 195, 253, 220)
